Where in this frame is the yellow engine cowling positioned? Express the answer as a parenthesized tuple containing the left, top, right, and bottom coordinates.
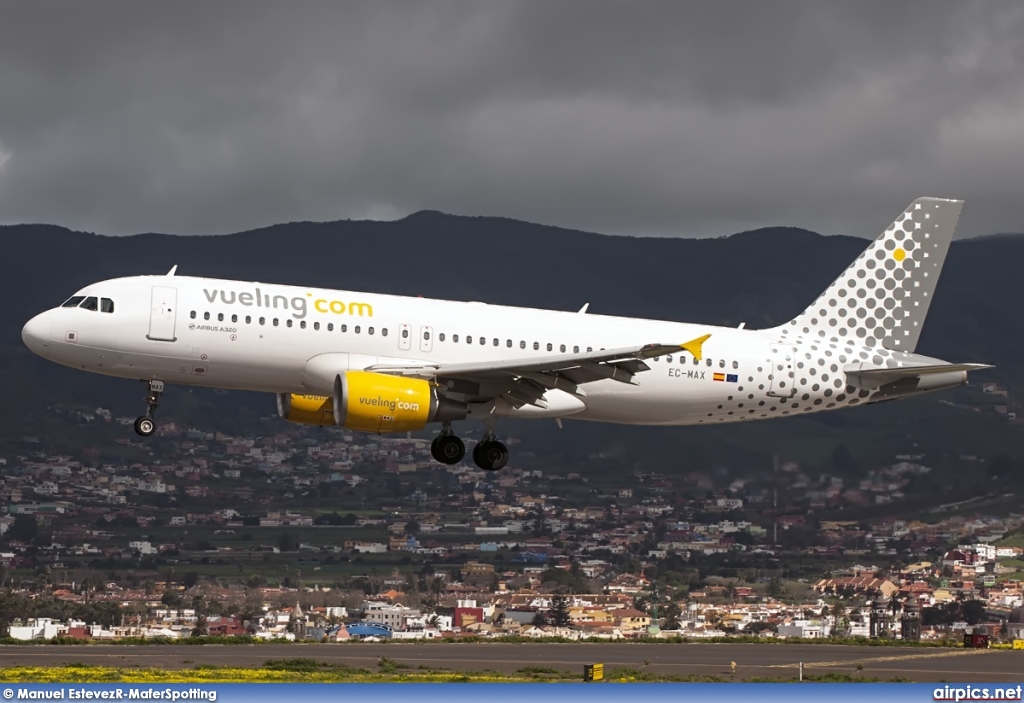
(333, 371, 466, 433)
(276, 393, 335, 426)
(277, 372, 467, 433)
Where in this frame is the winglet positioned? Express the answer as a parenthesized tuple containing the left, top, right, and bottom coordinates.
(166, 265, 178, 276)
(680, 334, 711, 361)
(578, 303, 589, 314)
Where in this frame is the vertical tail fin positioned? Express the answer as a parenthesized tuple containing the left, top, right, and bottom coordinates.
(779, 197, 963, 352)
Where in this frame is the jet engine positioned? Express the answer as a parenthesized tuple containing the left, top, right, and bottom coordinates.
(277, 371, 466, 433)
(276, 393, 335, 426)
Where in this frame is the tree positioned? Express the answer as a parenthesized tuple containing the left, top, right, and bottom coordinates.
(6, 515, 38, 543)
(662, 601, 682, 630)
(549, 594, 572, 628)
(183, 571, 201, 589)
(531, 611, 548, 627)
(191, 614, 209, 637)
(161, 590, 182, 609)
(278, 533, 295, 552)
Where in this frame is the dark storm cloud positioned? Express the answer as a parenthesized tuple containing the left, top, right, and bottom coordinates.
(0, 1, 1022, 238)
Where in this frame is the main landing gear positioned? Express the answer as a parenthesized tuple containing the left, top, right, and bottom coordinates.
(430, 423, 466, 465)
(133, 379, 164, 437)
(472, 433, 509, 472)
(430, 424, 509, 471)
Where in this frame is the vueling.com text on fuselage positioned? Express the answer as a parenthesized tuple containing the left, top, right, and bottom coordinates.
(202, 288, 373, 320)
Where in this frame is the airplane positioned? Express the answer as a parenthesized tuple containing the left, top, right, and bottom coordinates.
(21, 197, 991, 471)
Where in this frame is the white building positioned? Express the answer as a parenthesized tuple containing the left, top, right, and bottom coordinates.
(363, 602, 421, 630)
(9, 618, 65, 640)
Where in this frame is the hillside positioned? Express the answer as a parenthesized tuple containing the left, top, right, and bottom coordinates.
(3, 212, 1023, 476)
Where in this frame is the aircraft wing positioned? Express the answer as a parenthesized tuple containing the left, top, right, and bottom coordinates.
(366, 334, 711, 405)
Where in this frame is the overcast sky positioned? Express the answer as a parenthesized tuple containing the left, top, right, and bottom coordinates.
(1, 1, 1022, 239)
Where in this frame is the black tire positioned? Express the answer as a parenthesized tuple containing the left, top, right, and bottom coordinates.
(437, 435, 465, 465)
(134, 416, 156, 437)
(474, 440, 509, 471)
(430, 436, 442, 463)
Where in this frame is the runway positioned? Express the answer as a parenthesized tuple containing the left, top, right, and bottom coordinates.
(0, 643, 1022, 682)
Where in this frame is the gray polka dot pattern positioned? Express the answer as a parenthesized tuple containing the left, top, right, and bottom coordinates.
(779, 198, 963, 353)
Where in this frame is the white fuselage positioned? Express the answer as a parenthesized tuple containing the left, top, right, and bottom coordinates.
(21, 274, 954, 428)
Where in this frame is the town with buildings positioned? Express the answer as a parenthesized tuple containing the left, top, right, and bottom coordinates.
(1, 402, 1023, 645)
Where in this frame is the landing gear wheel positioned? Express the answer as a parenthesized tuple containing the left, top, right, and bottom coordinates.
(435, 435, 465, 465)
(134, 416, 156, 437)
(473, 439, 509, 471)
(430, 436, 442, 462)
(134, 379, 165, 439)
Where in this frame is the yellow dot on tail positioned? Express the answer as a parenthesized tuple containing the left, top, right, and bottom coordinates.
(893, 248, 906, 261)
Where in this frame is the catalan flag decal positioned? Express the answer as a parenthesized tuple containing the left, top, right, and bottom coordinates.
(713, 372, 725, 382)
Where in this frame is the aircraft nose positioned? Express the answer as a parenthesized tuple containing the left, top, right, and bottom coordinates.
(21, 313, 53, 354)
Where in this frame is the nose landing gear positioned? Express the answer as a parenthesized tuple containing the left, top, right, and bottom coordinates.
(133, 379, 164, 437)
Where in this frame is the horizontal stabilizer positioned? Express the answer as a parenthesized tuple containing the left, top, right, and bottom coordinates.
(845, 362, 993, 390)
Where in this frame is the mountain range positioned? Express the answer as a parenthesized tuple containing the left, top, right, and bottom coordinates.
(3, 211, 1023, 477)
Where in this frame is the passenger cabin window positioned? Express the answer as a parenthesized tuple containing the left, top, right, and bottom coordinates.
(190, 311, 197, 319)
(327, 323, 333, 331)
(453, 334, 459, 343)
(286, 319, 293, 328)
(439, 333, 446, 342)
(313, 321, 319, 330)
(300, 320, 306, 329)
(218, 313, 224, 322)
(245, 315, 252, 324)
(80, 296, 98, 311)
(231, 314, 238, 323)
(100, 298, 115, 313)
(204, 312, 210, 320)
(62, 296, 85, 308)
(382, 328, 388, 336)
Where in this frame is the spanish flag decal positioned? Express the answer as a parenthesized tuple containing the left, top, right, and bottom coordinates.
(713, 372, 725, 382)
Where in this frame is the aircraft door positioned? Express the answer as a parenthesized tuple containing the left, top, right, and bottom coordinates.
(147, 286, 178, 342)
(419, 325, 433, 353)
(767, 344, 797, 398)
(398, 324, 412, 351)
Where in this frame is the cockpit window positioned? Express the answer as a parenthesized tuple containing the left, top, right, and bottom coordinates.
(62, 296, 86, 308)
(100, 298, 114, 313)
(80, 296, 98, 311)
